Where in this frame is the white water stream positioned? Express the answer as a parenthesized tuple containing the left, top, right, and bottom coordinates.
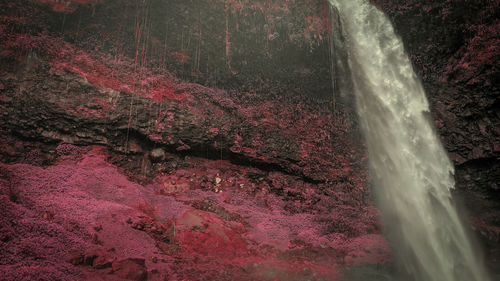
(327, 0, 490, 280)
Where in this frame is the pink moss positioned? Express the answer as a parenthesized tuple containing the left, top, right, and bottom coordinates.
(471, 217, 500, 242)
(35, 0, 102, 13)
(0, 21, 190, 104)
(0, 139, 390, 280)
(0, 2, 394, 279)
(174, 209, 248, 256)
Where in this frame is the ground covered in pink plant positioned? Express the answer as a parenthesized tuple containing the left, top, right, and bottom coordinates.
(0, 8, 392, 276)
(0, 144, 390, 281)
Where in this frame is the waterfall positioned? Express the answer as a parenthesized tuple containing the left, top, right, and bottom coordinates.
(327, 0, 490, 280)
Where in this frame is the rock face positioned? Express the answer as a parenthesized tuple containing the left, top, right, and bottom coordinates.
(0, 0, 499, 280)
(370, 0, 499, 184)
(0, 1, 389, 280)
(40, 0, 334, 99)
(370, 0, 500, 265)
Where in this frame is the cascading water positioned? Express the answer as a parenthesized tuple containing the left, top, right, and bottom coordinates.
(327, 0, 490, 280)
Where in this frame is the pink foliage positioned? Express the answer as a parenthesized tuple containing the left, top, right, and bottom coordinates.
(0, 147, 391, 280)
(35, 0, 103, 13)
(0, 17, 190, 104)
(471, 217, 500, 242)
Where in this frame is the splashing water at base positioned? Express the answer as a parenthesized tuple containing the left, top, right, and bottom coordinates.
(327, 0, 490, 280)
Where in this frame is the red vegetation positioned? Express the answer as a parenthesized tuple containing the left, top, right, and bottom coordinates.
(471, 217, 500, 243)
(0, 14, 188, 104)
(36, 0, 103, 13)
(0, 1, 393, 280)
(0, 146, 390, 280)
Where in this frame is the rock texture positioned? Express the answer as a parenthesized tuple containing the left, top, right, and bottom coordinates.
(371, 0, 500, 267)
(40, 0, 334, 99)
(0, 1, 390, 280)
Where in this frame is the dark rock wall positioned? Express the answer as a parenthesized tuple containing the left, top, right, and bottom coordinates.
(0, 3, 386, 279)
(371, 0, 499, 233)
(371, 0, 499, 167)
(47, 0, 334, 100)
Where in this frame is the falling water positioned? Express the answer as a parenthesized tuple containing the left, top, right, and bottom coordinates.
(327, 0, 490, 280)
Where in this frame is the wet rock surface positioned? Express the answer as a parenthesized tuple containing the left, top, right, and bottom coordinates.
(370, 0, 500, 270)
(0, 4, 384, 278)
